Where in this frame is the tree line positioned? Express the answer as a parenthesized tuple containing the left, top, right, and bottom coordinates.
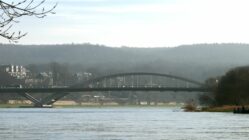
(201, 66, 249, 106)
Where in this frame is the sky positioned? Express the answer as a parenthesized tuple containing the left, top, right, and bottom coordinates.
(2, 0, 249, 47)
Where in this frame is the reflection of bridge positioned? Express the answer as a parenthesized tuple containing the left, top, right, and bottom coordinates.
(0, 72, 210, 107)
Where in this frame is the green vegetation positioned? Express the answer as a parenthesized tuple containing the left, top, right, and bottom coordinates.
(199, 66, 249, 112)
(0, 104, 30, 108)
(215, 66, 249, 105)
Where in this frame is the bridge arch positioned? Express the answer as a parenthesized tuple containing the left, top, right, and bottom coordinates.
(3, 72, 207, 107)
(81, 72, 205, 88)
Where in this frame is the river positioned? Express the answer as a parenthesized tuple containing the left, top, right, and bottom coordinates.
(0, 107, 249, 140)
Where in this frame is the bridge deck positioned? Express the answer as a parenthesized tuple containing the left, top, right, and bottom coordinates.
(0, 87, 210, 93)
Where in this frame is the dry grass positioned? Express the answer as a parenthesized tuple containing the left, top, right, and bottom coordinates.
(202, 105, 238, 112)
(182, 103, 197, 112)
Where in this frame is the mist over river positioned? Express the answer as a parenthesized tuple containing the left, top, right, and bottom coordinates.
(0, 108, 249, 140)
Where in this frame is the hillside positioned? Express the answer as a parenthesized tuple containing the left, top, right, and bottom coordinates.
(0, 43, 249, 81)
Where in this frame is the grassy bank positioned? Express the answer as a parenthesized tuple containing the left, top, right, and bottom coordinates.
(201, 105, 238, 112)
(0, 104, 31, 108)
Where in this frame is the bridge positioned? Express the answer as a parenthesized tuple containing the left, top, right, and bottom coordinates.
(0, 72, 210, 107)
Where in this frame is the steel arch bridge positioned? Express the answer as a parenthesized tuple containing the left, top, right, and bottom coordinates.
(0, 72, 209, 107)
(79, 72, 205, 88)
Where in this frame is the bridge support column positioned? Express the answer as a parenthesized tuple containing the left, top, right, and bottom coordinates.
(17, 92, 70, 108)
(137, 99, 141, 105)
(154, 93, 158, 106)
(128, 92, 137, 105)
(18, 93, 43, 107)
(146, 93, 151, 105)
(40, 92, 69, 105)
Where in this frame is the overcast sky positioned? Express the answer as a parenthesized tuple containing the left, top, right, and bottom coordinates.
(2, 0, 249, 47)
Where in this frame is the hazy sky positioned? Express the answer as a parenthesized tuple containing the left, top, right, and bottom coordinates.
(2, 0, 249, 47)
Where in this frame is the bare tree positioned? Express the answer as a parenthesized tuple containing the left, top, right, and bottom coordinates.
(0, 0, 57, 42)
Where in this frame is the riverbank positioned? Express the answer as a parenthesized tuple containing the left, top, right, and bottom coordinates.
(0, 104, 31, 108)
(181, 104, 240, 112)
(0, 103, 184, 108)
(201, 105, 238, 112)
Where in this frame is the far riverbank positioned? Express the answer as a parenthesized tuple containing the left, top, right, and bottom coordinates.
(0, 103, 184, 108)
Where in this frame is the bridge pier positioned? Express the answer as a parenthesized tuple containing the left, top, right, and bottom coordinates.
(128, 92, 137, 105)
(154, 93, 158, 106)
(146, 93, 151, 105)
(18, 92, 43, 107)
(17, 92, 69, 108)
(137, 99, 141, 105)
(40, 92, 69, 105)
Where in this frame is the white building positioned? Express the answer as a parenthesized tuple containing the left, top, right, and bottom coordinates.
(0, 65, 28, 79)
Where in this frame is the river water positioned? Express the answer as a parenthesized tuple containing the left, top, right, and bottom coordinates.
(0, 107, 249, 140)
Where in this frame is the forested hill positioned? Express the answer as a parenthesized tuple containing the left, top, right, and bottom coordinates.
(1, 43, 249, 81)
